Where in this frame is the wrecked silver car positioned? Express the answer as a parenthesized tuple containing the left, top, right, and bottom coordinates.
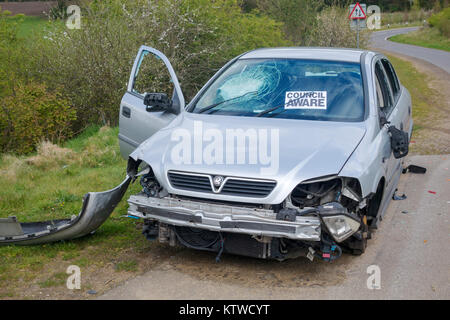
(120, 46, 413, 261)
(2, 46, 413, 262)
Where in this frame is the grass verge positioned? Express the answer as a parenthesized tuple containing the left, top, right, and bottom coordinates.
(389, 27, 450, 52)
(383, 54, 449, 154)
(387, 55, 434, 126)
(0, 126, 149, 299)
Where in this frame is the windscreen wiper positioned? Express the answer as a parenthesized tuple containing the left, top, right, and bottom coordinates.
(255, 103, 286, 117)
(197, 91, 258, 114)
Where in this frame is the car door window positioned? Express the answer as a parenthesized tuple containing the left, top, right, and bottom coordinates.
(381, 59, 400, 100)
(375, 61, 394, 115)
(131, 51, 174, 99)
(375, 75, 384, 108)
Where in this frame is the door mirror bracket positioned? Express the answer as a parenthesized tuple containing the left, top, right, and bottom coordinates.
(379, 108, 390, 127)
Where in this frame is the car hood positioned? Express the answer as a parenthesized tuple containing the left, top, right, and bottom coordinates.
(130, 112, 366, 204)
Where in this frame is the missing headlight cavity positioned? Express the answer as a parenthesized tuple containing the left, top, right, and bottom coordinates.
(128, 158, 168, 198)
(291, 177, 342, 208)
(290, 176, 365, 215)
(140, 168, 165, 198)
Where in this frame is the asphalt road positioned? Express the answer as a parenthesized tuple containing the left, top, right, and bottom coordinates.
(370, 27, 450, 74)
(100, 155, 450, 299)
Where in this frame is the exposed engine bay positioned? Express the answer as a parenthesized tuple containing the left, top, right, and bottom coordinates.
(130, 160, 373, 262)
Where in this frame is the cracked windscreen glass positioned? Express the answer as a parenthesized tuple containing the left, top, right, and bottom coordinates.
(191, 58, 365, 122)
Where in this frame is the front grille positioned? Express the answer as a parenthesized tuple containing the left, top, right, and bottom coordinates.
(221, 179, 276, 197)
(167, 171, 276, 198)
(168, 172, 212, 193)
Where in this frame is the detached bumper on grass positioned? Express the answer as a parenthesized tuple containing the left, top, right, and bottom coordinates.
(0, 176, 131, 245)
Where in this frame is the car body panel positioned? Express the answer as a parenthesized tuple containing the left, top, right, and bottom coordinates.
(129, 111, 367, 204)
(0, 176, 131, 245)
(119, 46, 185, 159)
(127, 194, 322, 241)
(240, 47, 366, 63)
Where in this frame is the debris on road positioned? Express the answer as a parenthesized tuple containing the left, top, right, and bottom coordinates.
(402, 164, 427, 174)
(393, 190, 407, 200)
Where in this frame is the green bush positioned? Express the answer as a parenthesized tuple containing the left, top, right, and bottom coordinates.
(0, 82, 77, 154)
(33, 0, 288, 126)
(255, 0, 321, 45)
(306, 5, 369, 48)
(0, 8, 22, 97)
(428, 7, 450, 37)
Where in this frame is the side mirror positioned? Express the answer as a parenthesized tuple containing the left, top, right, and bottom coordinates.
(388, 126, 409, 159)
(144, 93, 172, 112)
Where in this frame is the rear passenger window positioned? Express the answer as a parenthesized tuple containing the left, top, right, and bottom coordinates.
(381, 59, 400, 99)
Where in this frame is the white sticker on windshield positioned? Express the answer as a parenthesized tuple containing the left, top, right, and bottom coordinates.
(285, 91, 327, 110)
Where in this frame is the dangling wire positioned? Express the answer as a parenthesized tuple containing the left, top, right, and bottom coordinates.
(215, 232, 225, 263)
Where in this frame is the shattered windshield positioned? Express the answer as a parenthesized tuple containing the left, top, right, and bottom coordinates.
(191, 58, 365, 122)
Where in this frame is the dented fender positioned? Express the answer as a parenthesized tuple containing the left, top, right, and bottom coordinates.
(0, 176, 131, 245)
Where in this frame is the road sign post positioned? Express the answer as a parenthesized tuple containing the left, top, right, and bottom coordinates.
(349, 2, 367, 48)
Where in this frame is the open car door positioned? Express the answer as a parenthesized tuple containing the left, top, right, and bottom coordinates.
(119, 46, 185, 158)
(0, 46, 185, 245)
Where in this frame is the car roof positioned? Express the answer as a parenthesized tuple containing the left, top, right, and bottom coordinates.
(239, 47, 369, 63)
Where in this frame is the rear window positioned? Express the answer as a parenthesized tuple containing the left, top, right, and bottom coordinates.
(191, 58, 365, 122)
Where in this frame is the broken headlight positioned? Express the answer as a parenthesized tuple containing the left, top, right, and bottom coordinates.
(318, 202, 361, 242)
(133, 162, 166, 198)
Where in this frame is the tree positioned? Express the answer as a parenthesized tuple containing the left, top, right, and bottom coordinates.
(256, 0, 323, 45)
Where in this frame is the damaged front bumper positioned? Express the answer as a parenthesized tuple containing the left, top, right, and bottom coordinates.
(128, 195, 362, 261)
(0, 176, 131, 245)
(127, 194, 322, 241)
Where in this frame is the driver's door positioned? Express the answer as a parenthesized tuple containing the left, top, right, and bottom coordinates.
(119, 46, 185, 158)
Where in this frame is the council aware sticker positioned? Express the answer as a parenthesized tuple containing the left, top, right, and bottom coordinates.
(285, 91, 327, 110)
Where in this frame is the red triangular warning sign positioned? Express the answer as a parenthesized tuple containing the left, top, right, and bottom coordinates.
(349, 2, 366, 20)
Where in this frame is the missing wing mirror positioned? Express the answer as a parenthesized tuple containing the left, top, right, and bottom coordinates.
(379, 108, 390, 126)
(144, 93, 173, 112)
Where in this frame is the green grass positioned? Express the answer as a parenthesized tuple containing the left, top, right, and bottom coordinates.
(115, 260, 138, 272)
(390, 27, 450, 52)
(386, 54, 436, 128)
(0, 126, 147, 298)
(14, 16, 50, 39)
(385, 53, 446, 154)
(39, 272, 67, 288)
(5, 15, 50, 38)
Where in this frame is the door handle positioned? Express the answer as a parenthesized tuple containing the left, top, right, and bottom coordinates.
(122, 106, 131, 118)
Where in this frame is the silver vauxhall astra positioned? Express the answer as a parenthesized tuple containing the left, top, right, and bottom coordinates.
(118, 46, 412, 261)
(1, 46, 412, 262)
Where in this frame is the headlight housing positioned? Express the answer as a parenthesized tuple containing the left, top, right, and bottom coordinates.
(318, 202, 361, 242)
